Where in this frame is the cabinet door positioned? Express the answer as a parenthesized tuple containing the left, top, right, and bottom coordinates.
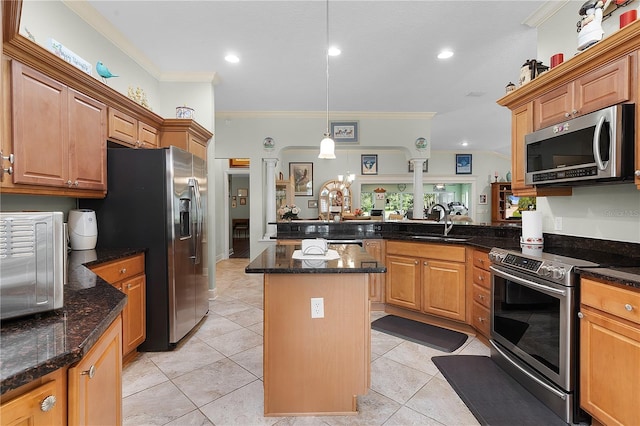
(534, 84, 572, 130)
(68, 316, 122, 426)
(68, 89, 107, 190)
(11, 62, 69, 187)
(364, 240, 385, 305)
(580, 306, 640, 426)
(138, 121, 158, 148)
(188, 134, 207, 160)
(122, 274, 146, 356)
(510, 102, 533, 195)
(108, 108, 137, 146)
(421, 259, 466, 322)
(385, 255, 420, 311)
(574, 55, 631, 117)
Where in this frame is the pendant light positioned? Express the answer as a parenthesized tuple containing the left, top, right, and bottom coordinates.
(318, 0, 336, 159)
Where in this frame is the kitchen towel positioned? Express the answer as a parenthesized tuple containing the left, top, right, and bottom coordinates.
(521, 210, 543, 244)
(292, 249, 340, 260)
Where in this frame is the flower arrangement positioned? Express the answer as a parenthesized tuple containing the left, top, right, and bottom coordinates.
(354, 208, 363, 217)
(278, 204, 300, 220)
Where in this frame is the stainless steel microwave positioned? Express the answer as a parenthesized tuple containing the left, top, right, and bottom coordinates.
(0, 212, 65, 320)
(524, 104, 635, 186)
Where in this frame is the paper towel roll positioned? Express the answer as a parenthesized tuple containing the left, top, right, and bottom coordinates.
(521, 211, 543, 244)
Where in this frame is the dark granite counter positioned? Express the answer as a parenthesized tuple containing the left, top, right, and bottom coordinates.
(246, 244, 386, 274)
(0, 248, 144, 395)
(578, 267, 640, 289)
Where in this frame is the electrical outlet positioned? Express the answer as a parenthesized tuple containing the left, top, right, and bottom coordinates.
(554, 216, 563, 231)
(311, 297, 324, 318)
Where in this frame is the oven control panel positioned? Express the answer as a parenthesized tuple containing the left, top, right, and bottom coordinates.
(503, 253, 542, 272)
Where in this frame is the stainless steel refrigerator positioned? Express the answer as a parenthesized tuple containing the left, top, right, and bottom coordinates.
(82, 146, 208, 351)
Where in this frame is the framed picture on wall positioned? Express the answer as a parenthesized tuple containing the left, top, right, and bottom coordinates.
(308, 200, 318, 208)
(239, 197, 247, 205)
(237, 188, 248, 197)
(361, 154, 378, 175)
(455, 154, 472, 174)
(330, 121, 358, 143)
(479, 194, 488, 205)
(289, 162, 313, 196)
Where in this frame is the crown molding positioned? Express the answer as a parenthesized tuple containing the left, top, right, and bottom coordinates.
(523, 0, 570, 28)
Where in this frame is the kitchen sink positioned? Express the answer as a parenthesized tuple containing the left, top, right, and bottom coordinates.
(411, 235, 470, 243)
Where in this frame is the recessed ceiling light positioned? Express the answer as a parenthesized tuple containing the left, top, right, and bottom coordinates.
(225, 54, 240, 63)
(328, 46, 341, 56)
(461, 141, 469, 147)
(437, 49, 454, 59)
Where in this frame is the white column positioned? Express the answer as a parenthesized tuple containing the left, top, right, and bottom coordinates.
(411, 159, 426, 219)
(264, 158, 278, 238)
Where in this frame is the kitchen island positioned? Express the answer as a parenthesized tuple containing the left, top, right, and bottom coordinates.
(246, 244, 386, 416)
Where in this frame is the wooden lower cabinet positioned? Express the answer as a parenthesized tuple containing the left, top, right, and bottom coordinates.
(0, 316, 122, 426)
(364, 239, 385, 309)
(385, 241, 466, 322)
(0, 369, 67, 426)
(579, 278, 640, 426)
(469, 249, 492, 338)
(90, 254, 146, 361)
(68, 316, 123, 426)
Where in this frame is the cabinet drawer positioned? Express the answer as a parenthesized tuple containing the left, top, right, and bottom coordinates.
(473, 266, 491, 289)
(472, 302, 490, 337)
(472, 250, 490, 271)
(581, 278, 640, 325)
(90, 254, 145, 284)
(472, 283, 491, 309)
(386, 241, 465, 262)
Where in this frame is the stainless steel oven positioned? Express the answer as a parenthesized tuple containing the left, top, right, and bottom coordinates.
(488, 248, 598, 424)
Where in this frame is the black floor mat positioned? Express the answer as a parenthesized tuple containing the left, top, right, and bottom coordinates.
(371, 315, 468, 352)
(432, 355, 567, 426)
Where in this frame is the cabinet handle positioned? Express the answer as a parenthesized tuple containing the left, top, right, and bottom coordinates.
(120, 268, 127, 274)
(625, 304, 633, 312)
(81, 365, 96, 379)
(40, 395, 57, 412)
(0, 150, 14, 180)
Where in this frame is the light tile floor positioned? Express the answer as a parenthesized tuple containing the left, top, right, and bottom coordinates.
(122, 258, 489, 426)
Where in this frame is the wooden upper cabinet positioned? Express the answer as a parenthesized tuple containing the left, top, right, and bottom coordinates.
(534, 55, 631, 130)
(160, 119, 212, 161)
(107, 107, 158, 149)
(8, 61, 106, 193)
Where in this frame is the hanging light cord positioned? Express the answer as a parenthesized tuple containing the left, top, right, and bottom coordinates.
(325, 0, 330, 136)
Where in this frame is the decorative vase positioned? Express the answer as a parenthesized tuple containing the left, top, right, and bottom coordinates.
(506, 171, 512, 182)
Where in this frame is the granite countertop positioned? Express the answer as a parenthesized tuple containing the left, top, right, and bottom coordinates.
(578, 267, 640, 289)
(246, 244, 386, 274)
(0, 248, 144, 395)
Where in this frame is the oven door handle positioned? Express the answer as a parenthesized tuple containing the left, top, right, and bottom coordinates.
(489, 266, 567, 297)
(490, 340, 567, 400)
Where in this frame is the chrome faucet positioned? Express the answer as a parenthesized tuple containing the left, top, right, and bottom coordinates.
(427, 204, 453, 236)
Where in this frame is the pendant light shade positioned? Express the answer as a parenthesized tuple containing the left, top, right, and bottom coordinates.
(319, 134, 336, 159)
(318, 0, 336, 159)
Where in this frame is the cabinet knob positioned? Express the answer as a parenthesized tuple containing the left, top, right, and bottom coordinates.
(564, 112, 571, 118)
(478, 275, 484, 281)
(414, 260, 418, 265)
(127, 283, 132, 289)
(625, 304, 633, 312)
(120, 268, 127, 274)
(40, 395, 57, 412)
(572, 109, 579, 116)
(423, 261, 428, 266)
(577, 311, 584, 319)
(635, 170, 640, 177)
(81, 365, 96, 379)
(74, 180, 79, 187)
(478, 294, 485, 300)
(67, 179, 72, 186)
(478, 317, 485, 322)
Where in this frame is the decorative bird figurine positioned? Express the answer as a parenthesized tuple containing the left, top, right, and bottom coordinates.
(96, 61, 118, 83)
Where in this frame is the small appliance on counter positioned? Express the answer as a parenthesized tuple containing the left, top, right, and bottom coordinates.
(0, 211, 65, 320)
(68, 209, 98, 250)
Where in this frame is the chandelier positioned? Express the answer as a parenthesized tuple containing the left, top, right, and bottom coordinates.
(318, 0, 336, 159)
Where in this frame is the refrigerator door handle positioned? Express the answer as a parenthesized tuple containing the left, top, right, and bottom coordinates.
(189, 177, 202, 264)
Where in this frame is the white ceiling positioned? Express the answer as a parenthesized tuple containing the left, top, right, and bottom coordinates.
(79, 0, 555, 154)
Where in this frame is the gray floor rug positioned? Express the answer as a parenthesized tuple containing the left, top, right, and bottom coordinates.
(371, 315, 468, 352)
(432, 355, 567, 426)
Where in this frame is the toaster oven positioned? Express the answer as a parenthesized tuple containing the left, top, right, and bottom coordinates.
(0, 212, 65, 320)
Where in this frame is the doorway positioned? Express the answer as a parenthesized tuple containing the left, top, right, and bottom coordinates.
(227, 172, 250, 259)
